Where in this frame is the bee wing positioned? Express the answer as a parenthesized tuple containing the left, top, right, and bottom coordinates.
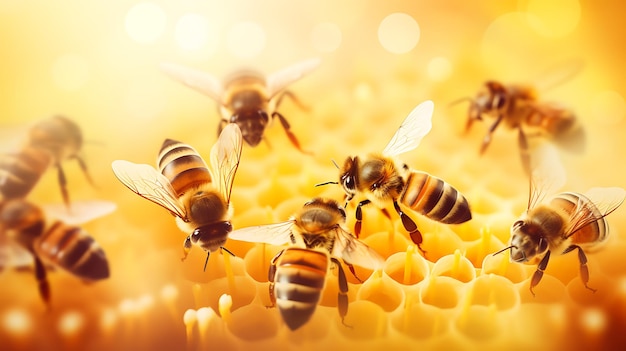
(528, 144, 567, 209)
(111, 160, 187, 219)
(42, 200, 117, 226)
(565, 187, 626, 238)
(266, 57, 321, 99)
(228, 221, 294, 246)
(332, 228, 385, 270)
(160, 62, 224, 102)
(533, 58, 585, 92)
(210, 124, 243, 203)
(382, 100, 434, 157)
(0, 243, 35, 272)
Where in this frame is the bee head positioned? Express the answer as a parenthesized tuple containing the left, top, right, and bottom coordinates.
(229, 110, 269, 147)
(191, 221, 232, 252)
(509, 220, 548, 263)
(339, 157, 359, 202)
(29, 115, 82, 159)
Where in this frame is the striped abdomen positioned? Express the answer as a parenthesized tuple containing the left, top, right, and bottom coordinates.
(157, 139, 212, 196)
(550, 192, 608, 246)
(400, 170, 472, 224)
(35, 220, 109, 281)
(274, 248, 328, 330)
(0, 147, 52, 199)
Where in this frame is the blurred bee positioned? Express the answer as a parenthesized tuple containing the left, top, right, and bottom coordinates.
(0, 198, 114, 305)
(319, 101, 472, 253)
(160, 58, 320, 153)
(229, 197, 385, 331)
(459, 62, 585, 174)
(494, 148, 625, 296)
(0, 115, 94, 207)
(111, 124, 243, 270)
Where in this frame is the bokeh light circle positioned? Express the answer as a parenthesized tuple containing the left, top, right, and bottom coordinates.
(311, 22, 342, 53)
(2, 309, 31, 336)
(227, 21, 266, 59)
(525, 0, 580, 38)
(378, 13, 420, 54)
(52, 54, 90, 91)
(175, 13, 218, 52)
(125, 2, 167, 44)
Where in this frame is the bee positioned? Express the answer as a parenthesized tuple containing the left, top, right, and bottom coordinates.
(229, 197, 385, 331)
(494, 149, 625, 296)
(0, 198, 114, 305)
(111, 124, 243, 270)
(160, 58, 320, 153)
(0, 115, 94, 207)
(460, 63, 585, 174)
(319, 100, 472, 253)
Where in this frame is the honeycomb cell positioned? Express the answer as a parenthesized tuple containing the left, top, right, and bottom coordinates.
(356, 270, 405, 312)
(454, 304, 502, 340)
(468, 274, 520, 310)
(481, 252, 529, 283)
(390, 296, 449, 339)
(383, 246, 430, 286)
(420, 276, 464, 309)
(336, 300, 388, 340)
(431, 249, 476, 283)
(227, 303, 279, 341)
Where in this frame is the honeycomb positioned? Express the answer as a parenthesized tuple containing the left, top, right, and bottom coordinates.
(1, 1, 626, 350)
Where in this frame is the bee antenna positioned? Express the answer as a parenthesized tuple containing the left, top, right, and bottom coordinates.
(448, 96, 473, 107)
(331, 159, 340, 169)
(492, 245, 516, 256)
(203, 252, 210, 272)
(315, 181, 338, 187)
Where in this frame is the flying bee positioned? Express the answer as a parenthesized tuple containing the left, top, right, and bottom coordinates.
(0, 115, 94, 207)
(229, 197, 385, 331)
(0, 198, 114, 305)
(493, 148, 625, 296)
(458, 62, 585, 174)
(111, 124, 243, 270)
(318, 101, 472, 253)
(160, 58, 320, 153)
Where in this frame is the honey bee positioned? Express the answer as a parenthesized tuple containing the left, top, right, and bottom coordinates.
(229, 197, 385, 330)
(0, 198, 114, 305)
(160, 58, 320, 153)
(0, 115, 93, 207)
(494, 151, 625, 296)
(111, 124, 243, 269)
(320, 101, 472, 252)
(460, 63, 585, 174)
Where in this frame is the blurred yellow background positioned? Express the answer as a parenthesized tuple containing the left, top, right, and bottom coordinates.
(1, 0, 625, 350)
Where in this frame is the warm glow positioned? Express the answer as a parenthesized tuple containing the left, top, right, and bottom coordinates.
(175, 13, 218, 52)
(125, 2, 167, 44)
(227, 21, 266, 59)
(2, 309, 31, 336)
(51, 54, 90, 91)
(427, 57, 453, 82)
(311, 22, 342, 53)
(525, 0, 581, 38)
(590, 90, 626, 126)
(378, 13, 420, 54)
(580, 308, 606, 333)
(58, 311, 84, 336)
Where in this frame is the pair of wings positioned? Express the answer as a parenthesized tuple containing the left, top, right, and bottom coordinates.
(229, 221, 385, 270)
(527, 144, 626, 238)
(0, 199, 116, 270)
(111, 124, 243, 220)
(160, 58, 321, 104)
(380, 100, 434, 158)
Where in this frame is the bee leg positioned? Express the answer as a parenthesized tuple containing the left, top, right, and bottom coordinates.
(393, 201, 425, 255)
(332, 258, 352, 328)
(181, 236, 192, 261)
(56, 163, 70, 210)
(354, 200, 371, 238)
(530, 250, 551, 297)
(479, 114, 503, 155)
(563, 245, 596, 293)
(517, 128, 531, 176)
(343, 260, 363, 283)
(202, 252, 210, 272)
(74, 155, 97, 189)
(275, 90, 309, 111)
(267, 250, 284, 309)
(33, 256, 51, 307)
(465, 101, 482, 133)
(271, 111, 312, 155)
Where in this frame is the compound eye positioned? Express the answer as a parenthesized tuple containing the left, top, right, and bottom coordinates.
(338, 207, 347, 219)
(538, 237, 548, 252)
(493, 93, 506, 109)
(259, 110, 270, 122)
(512, 220, 524, 229)
(342, 175, 355, 190)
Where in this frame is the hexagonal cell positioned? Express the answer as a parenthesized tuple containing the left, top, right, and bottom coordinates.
(383, 247, 430, 286)
(420, 276, 464, 310)
(390, 297, 450, 339)
(468, 274, 520, 310)
(357, 271, 405, 312)
(431, 249, 477, 282)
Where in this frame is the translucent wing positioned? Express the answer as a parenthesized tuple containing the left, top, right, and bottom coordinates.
(43, 200, 117, 226)
(160, 62, 224, 102)
(228, 221, 294, 246)
(266, 57, 321, 99)
(528, 144, 567, 209)
(382, 100, 434, 157)
(0, 242, 34, 272)
(111, 160, 187, 219)
(565, 187, 626, 238)
(533, 58, 585, 92)
(210, 124, 243, 203)
(331, 228, 385, 270)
